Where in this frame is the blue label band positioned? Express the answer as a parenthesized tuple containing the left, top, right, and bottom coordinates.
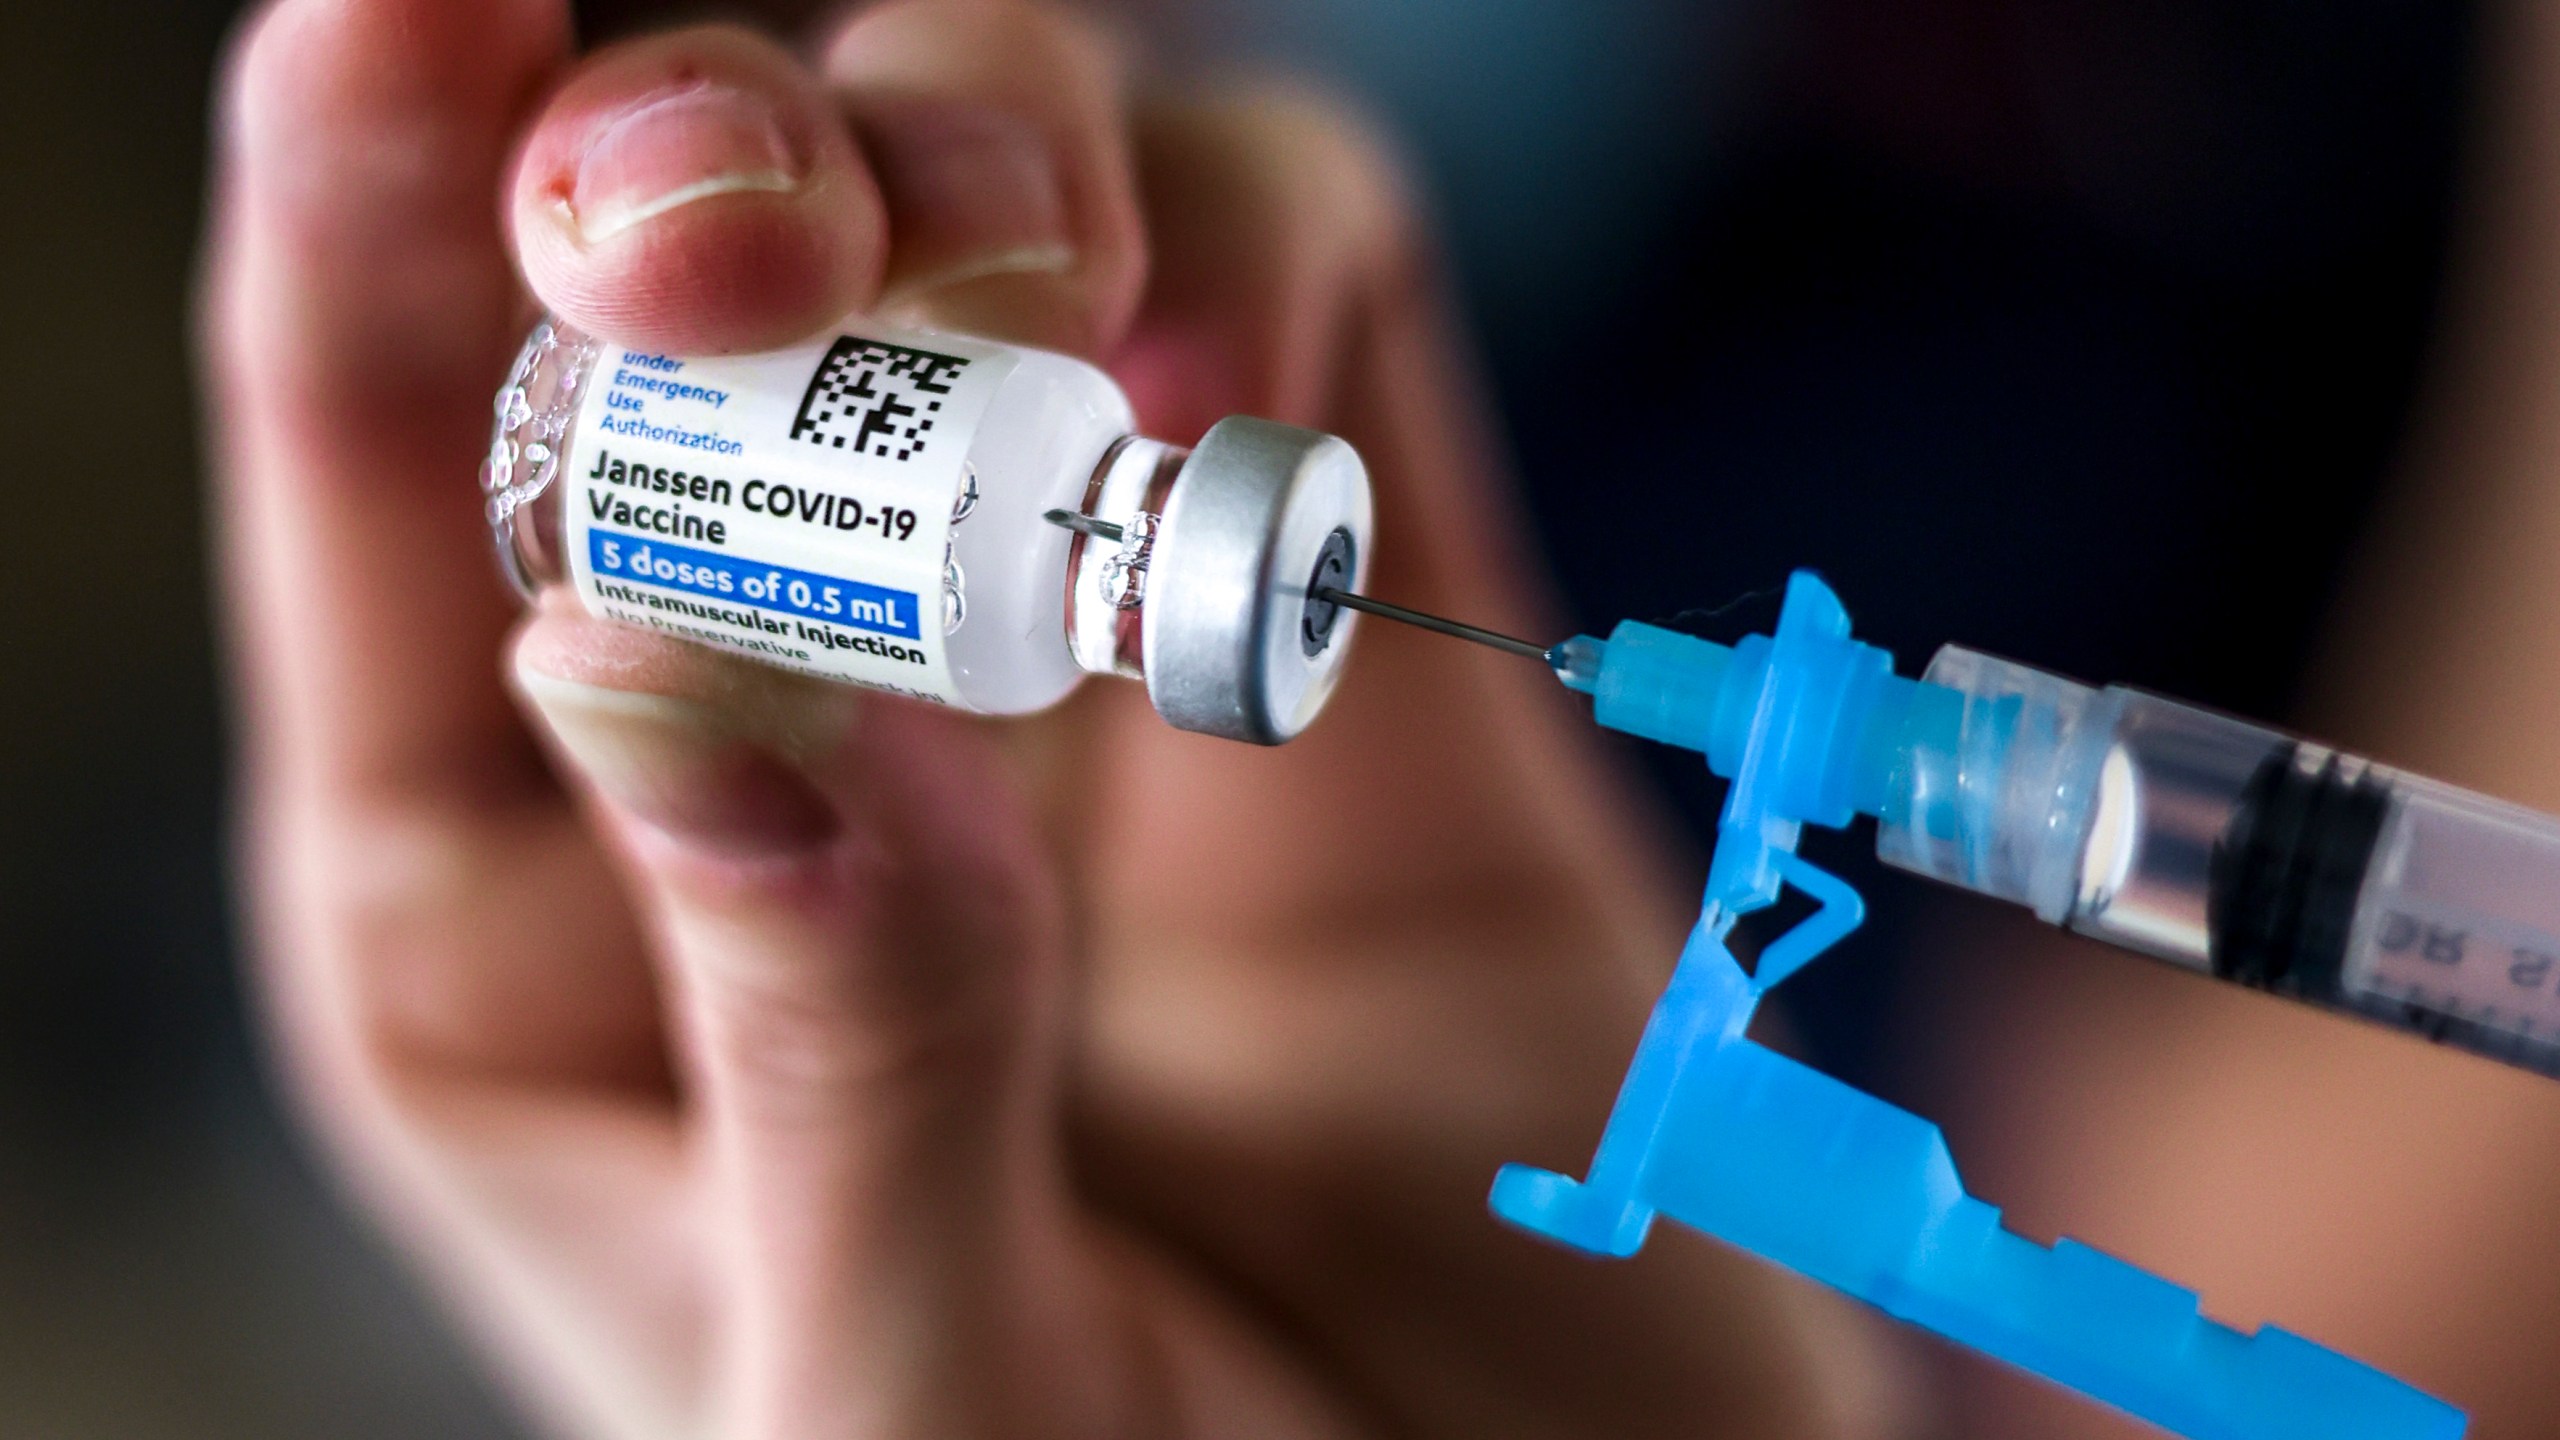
(587, 528, 923, 640)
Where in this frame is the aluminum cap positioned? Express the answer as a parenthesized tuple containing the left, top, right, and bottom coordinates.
(1143, 416, 1374, 744)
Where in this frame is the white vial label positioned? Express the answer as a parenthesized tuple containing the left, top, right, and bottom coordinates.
(563, 326, 1020, 704)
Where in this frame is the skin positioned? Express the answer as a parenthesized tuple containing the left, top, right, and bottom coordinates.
(198, 2, 1910, 1437)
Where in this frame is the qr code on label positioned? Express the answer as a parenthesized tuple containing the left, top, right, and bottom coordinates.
(790, 336, 973, 461)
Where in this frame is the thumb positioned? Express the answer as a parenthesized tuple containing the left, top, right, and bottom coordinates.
(509, 607, 1116, 1433)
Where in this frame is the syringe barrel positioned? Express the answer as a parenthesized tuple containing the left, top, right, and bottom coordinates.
(1877, 646, 2560, 1074)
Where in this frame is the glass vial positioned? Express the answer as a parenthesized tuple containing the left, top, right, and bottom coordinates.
(484, 317, 1372, 744)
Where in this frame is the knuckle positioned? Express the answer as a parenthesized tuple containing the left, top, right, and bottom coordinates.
(222, 0, 561, 150)
(308, 821, 508, 1043)
(1017, 0, 1136, 88)
(577, 20, 805, 83)
(825, 0, 1124, 79)
(1248, 83, 1426, 260)
(267, 801, 572, 1074)
(208, 0, 551, 405)
(1245, 81, 1408, 180)
(819, 0, 1148, 338)
(663, 843, 1057, 1124)
(1153, 79, 1426, 257)
(690, 957, 1026, 1130)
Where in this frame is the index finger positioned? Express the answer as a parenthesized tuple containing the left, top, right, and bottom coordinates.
(205, 0, 569, 805)
(203, 0, 709, 1112)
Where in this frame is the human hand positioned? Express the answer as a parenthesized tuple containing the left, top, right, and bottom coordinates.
(201, 2, 1903, 1435)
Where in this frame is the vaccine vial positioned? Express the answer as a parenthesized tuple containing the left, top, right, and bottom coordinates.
(483, 318, 1371, 743)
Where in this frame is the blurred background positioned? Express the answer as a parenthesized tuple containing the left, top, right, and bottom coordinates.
(0, 0, 2488, 1434)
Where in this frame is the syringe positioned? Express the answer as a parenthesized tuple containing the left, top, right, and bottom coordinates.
(1331, 578, 2560, 1080)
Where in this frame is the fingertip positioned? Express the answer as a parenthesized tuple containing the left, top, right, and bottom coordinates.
(519, 176, 879, 354)
(508, 26, 886, 355)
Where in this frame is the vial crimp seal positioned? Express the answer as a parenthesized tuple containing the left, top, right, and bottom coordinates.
(1493, 572, 2465, 1440)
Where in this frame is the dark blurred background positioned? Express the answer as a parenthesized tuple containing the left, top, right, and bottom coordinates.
(0, 0, 2475, 1434)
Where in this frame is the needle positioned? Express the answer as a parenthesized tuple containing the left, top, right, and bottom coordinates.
(1042, 508, 1554, 662)
(1311, 588, 1551, 661)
